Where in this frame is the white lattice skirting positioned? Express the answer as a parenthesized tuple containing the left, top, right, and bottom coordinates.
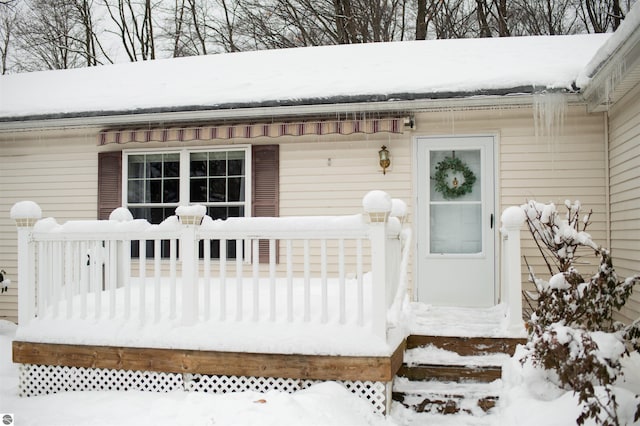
(18, 364, 390, 414)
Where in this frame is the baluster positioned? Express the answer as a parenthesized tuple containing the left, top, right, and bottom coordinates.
(108, 240, 117, 319)
(93, 241, 102, 320)
(269, 239, 276, 322)
(339, 239, 346, 324)
(139, 240, 146, 323)
(320, 239, 327, 323)
(304, 239, 310, 322)
(79, 241, 88, 319)
(169, 239, 177, 319)
(123, 240, 132, 320)
(286, 240, 293, 322)
(65, 241, 73, 319)
(52, 241, 61, 319)
(252, 239, 259, 321)
(356, 239, 364, 326)
(203, 239, 211, 321)
(154, 239, 161, 323)
(219, 240, 227, 321)
(235, 239, 243, 321)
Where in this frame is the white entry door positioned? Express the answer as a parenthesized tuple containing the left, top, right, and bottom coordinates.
(416, 136, 496, 307)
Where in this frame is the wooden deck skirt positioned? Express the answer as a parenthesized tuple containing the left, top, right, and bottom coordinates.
(13, 340, 405, 382)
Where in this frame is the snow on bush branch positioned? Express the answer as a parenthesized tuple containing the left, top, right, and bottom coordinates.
(521, 200, 640, 426)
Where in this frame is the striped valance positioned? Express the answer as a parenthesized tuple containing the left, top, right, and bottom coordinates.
(99, 117, 404, 145)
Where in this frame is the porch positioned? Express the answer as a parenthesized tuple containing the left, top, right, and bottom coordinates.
(8, 191, 528, 414)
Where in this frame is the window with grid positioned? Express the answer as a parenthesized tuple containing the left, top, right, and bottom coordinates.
(124, 148, 249, 258)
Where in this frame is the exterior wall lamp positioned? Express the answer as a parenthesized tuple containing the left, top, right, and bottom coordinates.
(379, 145, 390, 175)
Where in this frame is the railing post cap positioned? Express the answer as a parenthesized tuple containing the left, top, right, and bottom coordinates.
(10, 201, 42, 227)
(109, 207, 134, 222)
(363, 191, 392, 223)
(390, 198, 407, 221)
(176, 204, 206, 225)
(501, 206, 526, 228)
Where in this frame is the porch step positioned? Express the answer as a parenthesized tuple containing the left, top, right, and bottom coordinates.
(393, 334, 525, 416)
(392, 377, 501, 415)
(397, 363, 502, 383)
(406, 334, 526, 356)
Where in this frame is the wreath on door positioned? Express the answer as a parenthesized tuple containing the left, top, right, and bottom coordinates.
(434, 156, 476, 199)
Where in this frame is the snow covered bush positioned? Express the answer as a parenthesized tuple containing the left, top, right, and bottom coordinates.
(521, 200, 640, 425)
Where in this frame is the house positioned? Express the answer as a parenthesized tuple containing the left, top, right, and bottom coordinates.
(0, 2, 639, 414)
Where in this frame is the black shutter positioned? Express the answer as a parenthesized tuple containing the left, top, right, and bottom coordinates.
(252, 145, 280, 263)
(97, 151, 122, 220)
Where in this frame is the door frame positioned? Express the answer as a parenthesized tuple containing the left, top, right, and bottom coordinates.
(412, 133, 500, 305)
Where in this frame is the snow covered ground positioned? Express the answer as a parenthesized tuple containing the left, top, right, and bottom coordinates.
(2, 311, 640, 425)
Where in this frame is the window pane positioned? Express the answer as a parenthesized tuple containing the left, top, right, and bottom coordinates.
(190, 178, 207, 203)
(190, 153, 207, 177)
(209, 152, 226, 176)
(208, 206, 244, 220)
(229, 206, 244, 217)
(163, 154, 180, 177)
(148, 180, 162, 203)
(164, 179, 179, 203)
(147, 154, 163, 178)
(128, 180, 144, 203)
(228, 152, 245, 176)
(128, 155, 145, 178)
(228, 177, 244, 202)
(151, 207, 173, 224)
(129, 207, 172, 224)
(209, 206, 227, 220)
(209, 178, 226, 202)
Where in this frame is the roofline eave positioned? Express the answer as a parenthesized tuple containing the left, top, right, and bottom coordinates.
(0, 88, 580, 132)
(582, 19, 640, 112)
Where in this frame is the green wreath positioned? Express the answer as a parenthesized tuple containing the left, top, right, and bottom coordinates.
(434, 156, 476, 199)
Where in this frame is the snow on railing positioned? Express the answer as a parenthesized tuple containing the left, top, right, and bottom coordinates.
(500, 206, 527, 334)
(11, 191, 410, 344)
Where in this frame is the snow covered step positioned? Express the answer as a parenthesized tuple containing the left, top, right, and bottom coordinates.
(399, 341, 511, 382)
(397, 363, 502, 383)
(407, 335, 525, 356)
(392, 377, 502, 415)
(404, 344, 510, 367)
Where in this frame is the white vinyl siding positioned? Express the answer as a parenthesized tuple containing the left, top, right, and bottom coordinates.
(608, 81, 640, 324)
(279, 134, 411, 217)
(0, 104, 609, 322)
(0, 129, 100, 322)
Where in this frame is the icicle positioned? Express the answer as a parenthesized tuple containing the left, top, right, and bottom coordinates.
(533, 93, 567, 163)
(533, 92, 567, 140)
(604, 59, 626, 107)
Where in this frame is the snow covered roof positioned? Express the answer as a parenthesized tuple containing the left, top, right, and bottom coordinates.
(579, 1, 640, 111)
(0, 33, 610, 125)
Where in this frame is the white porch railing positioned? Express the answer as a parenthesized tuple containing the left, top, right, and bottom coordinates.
(10, 191, 410, 347)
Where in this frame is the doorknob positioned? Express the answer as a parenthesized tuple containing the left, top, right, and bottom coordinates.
(490, 213, 494, 229)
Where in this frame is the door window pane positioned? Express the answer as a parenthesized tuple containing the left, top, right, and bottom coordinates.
(430, 150, 481, 202)
(429, 149, 483, 254)
(430, 204, 482, 254)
